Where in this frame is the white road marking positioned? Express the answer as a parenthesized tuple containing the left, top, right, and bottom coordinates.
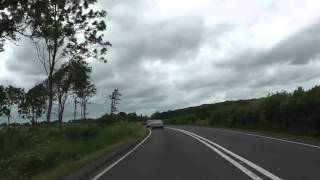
(181, 128, 283, 180)
(91, 129, 152, 180)
(168, 127, 282, 180)
(170, 128, 263, 180)
(213, 128, 320, 149)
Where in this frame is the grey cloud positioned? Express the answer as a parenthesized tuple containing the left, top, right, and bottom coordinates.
(217, 22, 320, 69)
(5, 41, 44, 76)
(248, 63, 320, 88)
(111, 16, 207, 68)
(99, 0, 143, 10)
(2, 38, 47, 89)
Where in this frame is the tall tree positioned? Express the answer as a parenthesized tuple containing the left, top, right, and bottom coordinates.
(26, 0, 111, 126)
(53, 64, 72, 129)
(109, 88, 121, 115)
(72, 95, 79, 121)
(18, 83, 47, 125)
(79, 83, 96, 120)
(3, 85, 24, 127)
(69, 60, 91, 120)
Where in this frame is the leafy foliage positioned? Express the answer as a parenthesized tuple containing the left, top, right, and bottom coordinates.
(153, 86, 320, 137)
(0, 0, 29, 52)
(109, 88, 121, 115)
(18, 83, 47, 125)
(1, 86, 24, 126)
(69, 60, 92, 121)
(99, 112, 148, 124)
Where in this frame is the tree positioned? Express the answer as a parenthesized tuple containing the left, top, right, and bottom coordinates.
(69, 60, 91, 121)
(3, 85, 24, 127)
(53, 64, 72, 129)
(150, 111, 159, 119)
(128, 112, 138, 121)
(26, 0, 111, 126)
(0, 85, 6, 116)
(18, 83, 47, 125)
(79, 83, 96, 120)
(109, 88, 121, 115)
(0, 0, 29, 52)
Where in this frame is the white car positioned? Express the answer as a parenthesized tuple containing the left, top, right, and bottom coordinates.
(146, 120, 164, 129)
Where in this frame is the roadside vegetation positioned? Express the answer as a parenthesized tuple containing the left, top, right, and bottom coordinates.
(152, 86, 320, 138)
(0, 122, 146, 179)
(0, 1, 149, 180)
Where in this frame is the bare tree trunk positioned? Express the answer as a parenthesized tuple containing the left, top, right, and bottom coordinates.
(74, 97, 77, 121)
(7, 115, 10, 128)
(47, 71, 53, 127)
(58, 112, 62, 129)
(80, 101, 83, 120)
(58, 97, 67, 129)
(31, 110, 35, 127)
(83, 101, 86, 120)
(46, 47, 57, 128)
(58, 101, 62, 129)
(110, 100, 113, 115)
(6, 107, 11, 128)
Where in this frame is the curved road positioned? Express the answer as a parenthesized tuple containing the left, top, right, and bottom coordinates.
(92, 126, 320, 180)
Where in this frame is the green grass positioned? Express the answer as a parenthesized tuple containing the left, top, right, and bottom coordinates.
(0, 123, 146, 180)
(192, 120, 209, 126)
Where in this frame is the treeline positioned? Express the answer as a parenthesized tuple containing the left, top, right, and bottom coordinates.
(67, 112, 148, 124)
(0, 0, 111, 128)
(98, 112, 149, 123)
(0, 60, 96, 129)
(151, 86, 320, 137)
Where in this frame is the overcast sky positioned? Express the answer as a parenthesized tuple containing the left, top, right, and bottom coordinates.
(1, 0, 320, 122)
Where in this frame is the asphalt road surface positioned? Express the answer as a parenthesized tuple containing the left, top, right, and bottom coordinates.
(92, 126, 320, 180)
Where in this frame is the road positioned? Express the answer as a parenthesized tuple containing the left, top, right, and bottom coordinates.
(92, 126, 320, 180)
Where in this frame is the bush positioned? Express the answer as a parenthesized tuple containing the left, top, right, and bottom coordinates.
(64, 125, 98, 141)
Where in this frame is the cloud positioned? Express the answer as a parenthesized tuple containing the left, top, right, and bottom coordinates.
(5, 41, 44, 76)
(109, 16, 207, 67)
(217, 22, 320, 69)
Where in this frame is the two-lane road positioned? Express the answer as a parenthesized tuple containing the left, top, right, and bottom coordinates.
(92, 126, 320, 180)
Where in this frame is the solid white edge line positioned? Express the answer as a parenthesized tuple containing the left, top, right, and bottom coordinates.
(213, 128, 320, 149)
(168, 127, 262, 180)
(91, 129, 152, 180)
(168, 127, 282, 180)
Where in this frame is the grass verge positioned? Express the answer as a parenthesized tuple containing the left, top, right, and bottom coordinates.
(32, 135, 144, 180)
(0, 123, 146, 180)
